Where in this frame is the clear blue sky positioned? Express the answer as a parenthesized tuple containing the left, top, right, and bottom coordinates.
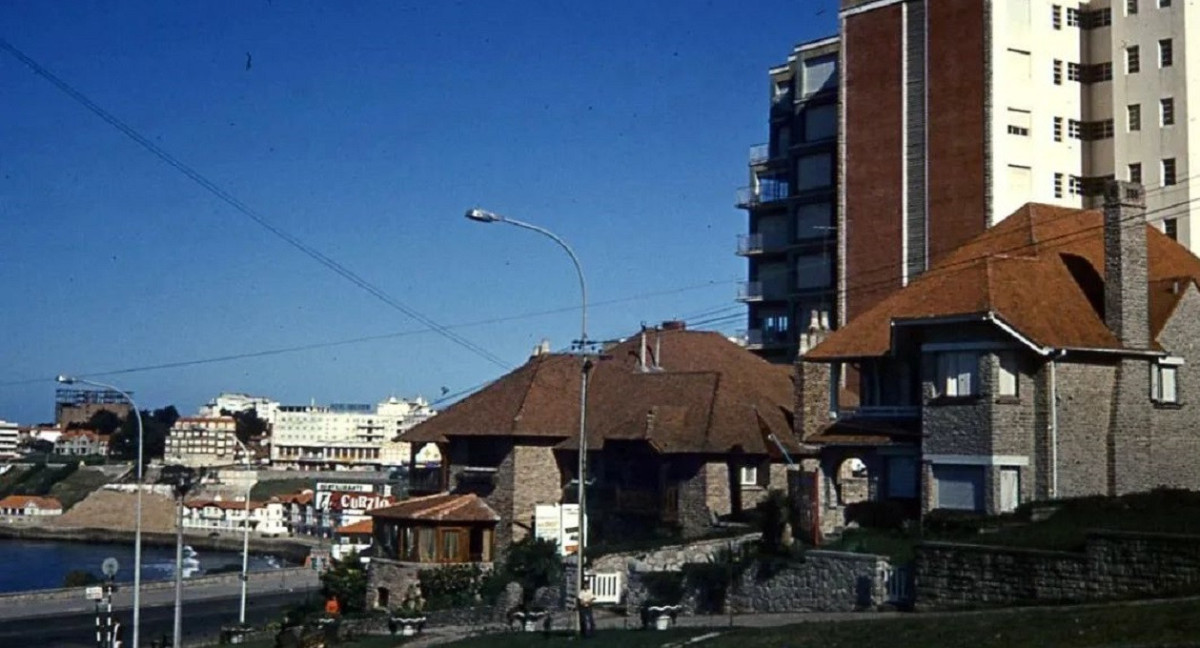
(0, 1, 839, 423)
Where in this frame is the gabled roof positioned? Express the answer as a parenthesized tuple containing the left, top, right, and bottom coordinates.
(807, 204, 1200, 360)
(0, 495, 63, 510)
(335, 519, 373, 535)
(404, 330, 796, 455)
(369, 493, 499, 524)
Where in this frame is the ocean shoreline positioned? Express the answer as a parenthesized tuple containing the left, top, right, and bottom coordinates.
(0, 524, 318, 563)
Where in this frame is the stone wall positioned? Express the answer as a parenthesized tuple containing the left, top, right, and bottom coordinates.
(1055, 361, 1117, 498)
(591, 533, 759, 573)
(510, 442, 562, 545)
(365, 557, 421, 610)
(622, 549, 891, 615)
(1148, 286, 1200, 490)
(916, 530, 1200, 609)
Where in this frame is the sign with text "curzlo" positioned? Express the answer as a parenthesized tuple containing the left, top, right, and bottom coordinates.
(314, 491, 396, 512)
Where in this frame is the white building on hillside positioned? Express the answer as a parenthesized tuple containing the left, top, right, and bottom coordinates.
(181, 497, 288, 537)
(166, 417, 240, 468)
(0, 420, 19, 460)
(199, 393, 280, 426)
(270, 397, 438, 471)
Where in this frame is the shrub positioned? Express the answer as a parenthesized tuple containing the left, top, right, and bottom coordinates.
(503, 537, 562, 606)
(62, 570, 100, 587)
(923, 509, 989, 537)
(640, 571, 684, 605)
(844, 500, 917, 530)
(418, 564, 488, 610)
(757, 489, 792, 555)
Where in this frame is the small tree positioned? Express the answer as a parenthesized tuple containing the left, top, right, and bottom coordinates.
(320, 551, 368, 615)
(503, 537, 563, 606)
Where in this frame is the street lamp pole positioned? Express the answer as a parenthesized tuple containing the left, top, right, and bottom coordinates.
(56, 375, 144, 648)
(233, 438, 253, 627)
(464, 208, 590, 630)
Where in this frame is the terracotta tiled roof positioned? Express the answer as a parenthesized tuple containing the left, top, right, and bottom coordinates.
(807, 204, 1200, 360)
(272, 491, 314, 505)
(0, 495, 63, 510)
(404, 330, 797, 455)
(335, 519, 373, 535)
(369, 493, 500, 523)
(803, 417, 921, 446)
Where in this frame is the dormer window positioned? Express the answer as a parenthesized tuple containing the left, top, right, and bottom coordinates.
(1152, 358, 1183, 404)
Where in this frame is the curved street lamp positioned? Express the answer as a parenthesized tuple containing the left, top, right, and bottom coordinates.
(56, 375, 145, 648)
(464, 208, 591, 631)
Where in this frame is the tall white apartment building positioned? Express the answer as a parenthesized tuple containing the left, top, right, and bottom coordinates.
(834, 0, 1197, 326)
(165, 416, 240, 468)
(0, 420, 19, 460)
(270, 397, 438, 470)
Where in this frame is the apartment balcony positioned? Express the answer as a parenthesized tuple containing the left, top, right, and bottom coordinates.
(736, 182, 791, 209)
(748, 143, 769, 166)
(736, 281, 763, 302)
(841, 405, 921, 419)
(742, 327, 790, 350)
(736, 233, 764, 256)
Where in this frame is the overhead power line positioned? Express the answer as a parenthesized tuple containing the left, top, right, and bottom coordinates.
(0, 37, 512, 370)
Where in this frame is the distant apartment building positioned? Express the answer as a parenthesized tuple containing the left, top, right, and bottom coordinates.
(165, 416, 239, 468)
(0, 420, 19, 460)
(54, 388, 131, 427)
(270, 397, 438, 471)
(839, 0, 1198, 323)
(54, 429, 109, 456)
(741, 0, 1197, 359)
(738, 36, 840, 363)
(199, 392, 280, 426)
(181, 497, 288, 537)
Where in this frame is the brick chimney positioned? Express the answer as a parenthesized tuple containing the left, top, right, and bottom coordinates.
(794, 359, 832, 441)
(1103, 180, 1149, 348)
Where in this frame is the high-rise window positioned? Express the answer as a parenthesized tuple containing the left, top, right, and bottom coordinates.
(1160, 0, 1172, 6)
(1067, 62, 1082, 81)
(1066, 7, 1080, 26)
(1163, 158, 1178, 186)
(1007, 108, 1031, 136)
(1126, 46, 1140, 73)
(1053, 117, 1063, 141)
(1129, 163, 1143, 184)
(1161, 98, 1175, 126)
(1164, 218, 1178, 241)
(1068, 119, 1082, 139)
(1128, 104, 1142, 131)
(1052, 4, 1062, 28)
(1069, 176, 1083, 196)
(1053, 59, 1063, 84)
(1160, 39, 1174, 67)
(1054, 173, 1064, 198)
(1127, 0, 1138, 14)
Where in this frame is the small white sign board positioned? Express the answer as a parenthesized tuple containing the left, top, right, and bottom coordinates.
(85, 586, 104, 601)
(534, 503, 586, 556)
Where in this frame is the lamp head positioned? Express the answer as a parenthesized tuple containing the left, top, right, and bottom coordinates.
(56, 375, 76, 385)
(465, 208, 502, 223)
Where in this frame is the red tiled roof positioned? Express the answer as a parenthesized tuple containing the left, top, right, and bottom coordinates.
(335, 519, 373, 535)
(807, 204, 1200, 360)
(272, 492, 314, 505)
(0, 495, 63, 510)
(369, 493, 500, 523)
(405, 330, 797, 455)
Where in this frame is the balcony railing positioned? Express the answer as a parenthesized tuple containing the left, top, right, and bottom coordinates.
(842, 405, 921, 419)
(743, 327, 790, 350)
(748, 143, 769, 166)
(736, 281, 763, 302)
(736, 182, 791, 209)
(736, 233, 764, 256)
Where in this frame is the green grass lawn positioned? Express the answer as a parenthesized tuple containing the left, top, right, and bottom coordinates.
(711, 597, 1200, 648)
(444, 628, 708, 647)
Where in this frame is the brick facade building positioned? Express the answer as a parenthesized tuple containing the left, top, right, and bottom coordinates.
(799, 184, 1200, 518)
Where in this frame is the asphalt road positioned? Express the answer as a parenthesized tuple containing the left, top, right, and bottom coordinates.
(0, 589, 315, 647)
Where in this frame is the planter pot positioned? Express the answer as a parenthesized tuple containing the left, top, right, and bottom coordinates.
(391, 617, 426, 637)
(510, 610, 548, 632)
(645, 605, 681, 631)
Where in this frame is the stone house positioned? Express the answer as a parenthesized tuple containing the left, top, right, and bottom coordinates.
(799, 183, 1200, 517)
(365, 493, 500, 609)
(54, 429, 109, 456)
(404, 325, 800, 552)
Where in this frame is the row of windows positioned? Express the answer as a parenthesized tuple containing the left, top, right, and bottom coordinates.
(1029, 102, 1173, 144)
(1128, 159, 1178, 187)
(1053, 0, 1171, 31)
(1125, 40, 1174, 73)
(933, 351, 1179, 404)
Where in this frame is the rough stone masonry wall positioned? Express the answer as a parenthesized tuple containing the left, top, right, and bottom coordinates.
(916, 530, 1200, 609)
(622, 549, 891, 615)
(510, 442, 562, 544)
(1148, 286, 1200, 490)
(1052, 361, 1115, 499)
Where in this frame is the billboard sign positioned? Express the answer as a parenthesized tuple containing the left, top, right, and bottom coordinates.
(534, 503, 585, 556)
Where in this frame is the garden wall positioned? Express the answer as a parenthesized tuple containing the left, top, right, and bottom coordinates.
(917, 530, 1200, 608)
